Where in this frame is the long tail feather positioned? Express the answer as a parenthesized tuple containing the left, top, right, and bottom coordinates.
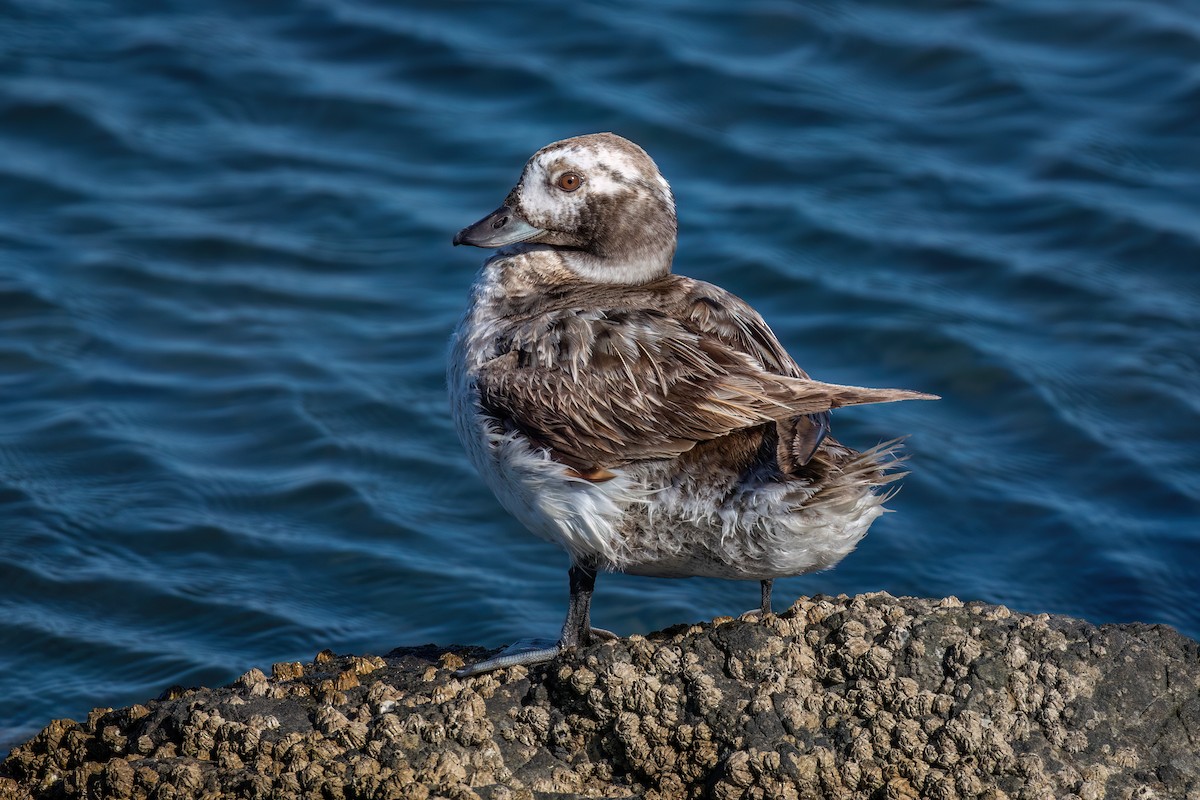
(776, 379, 938, 417)
(816, 381, 939, 409)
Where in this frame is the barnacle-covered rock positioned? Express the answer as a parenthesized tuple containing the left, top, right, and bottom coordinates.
(2, 594, 1198, 799)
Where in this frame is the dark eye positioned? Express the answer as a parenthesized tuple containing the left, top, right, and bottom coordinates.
(557, 172, 582, 191)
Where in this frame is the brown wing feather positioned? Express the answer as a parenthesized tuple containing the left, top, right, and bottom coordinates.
(671, 279, 832, 471)
(681, 292, 802, 377)
(477, 303, 935, 471)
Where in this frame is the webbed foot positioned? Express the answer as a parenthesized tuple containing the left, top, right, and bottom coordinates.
(454, 638, 559, 677)
(456, 561, 616, 678)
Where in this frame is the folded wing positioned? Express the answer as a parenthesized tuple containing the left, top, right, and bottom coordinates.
(476, 305, 935, 471)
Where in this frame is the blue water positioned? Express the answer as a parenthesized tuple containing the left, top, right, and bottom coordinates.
(2, 0, 1198, 753)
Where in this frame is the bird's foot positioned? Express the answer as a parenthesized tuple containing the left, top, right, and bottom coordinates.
(454, 638, 559, 677)
(588, 626, 619, 642)
(454, 627, 620, 678)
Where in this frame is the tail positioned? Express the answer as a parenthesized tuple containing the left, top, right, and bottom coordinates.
(709, 373, 938, 427)
(803, 380, 938, 411)
(798, 438, 910, 510)
(761, 376, 938, 418)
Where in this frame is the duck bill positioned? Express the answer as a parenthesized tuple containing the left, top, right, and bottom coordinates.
(453, 205, 543, 248)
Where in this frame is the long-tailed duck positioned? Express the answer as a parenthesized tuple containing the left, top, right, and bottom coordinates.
(449, 133, 936, 675)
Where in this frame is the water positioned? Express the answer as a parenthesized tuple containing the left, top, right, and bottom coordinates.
(1, 0, 1198, 753)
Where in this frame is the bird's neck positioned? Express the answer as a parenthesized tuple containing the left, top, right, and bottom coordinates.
(555, 242, 674, 285)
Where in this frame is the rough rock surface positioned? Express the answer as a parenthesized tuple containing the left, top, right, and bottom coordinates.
(2, 593, 1198, 800)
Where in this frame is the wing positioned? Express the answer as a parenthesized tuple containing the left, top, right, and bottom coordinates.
(477, 305, 934, 471)
(675, 281, 807, 379)
(672, 280, 832, 471)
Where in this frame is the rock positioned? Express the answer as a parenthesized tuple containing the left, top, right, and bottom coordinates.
(2, 593, 1198, 799)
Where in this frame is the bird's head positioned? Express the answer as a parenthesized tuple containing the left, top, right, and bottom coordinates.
(454, 132, 677, 284)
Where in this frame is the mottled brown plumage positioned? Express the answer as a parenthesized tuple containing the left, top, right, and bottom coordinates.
(448, 133, 937, 676)
(474, 268, 932, 473)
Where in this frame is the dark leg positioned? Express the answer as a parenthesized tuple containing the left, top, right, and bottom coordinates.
(456, 560, 612, 677)
(760, 579, 773, 616)
(560, 561, 598, 649)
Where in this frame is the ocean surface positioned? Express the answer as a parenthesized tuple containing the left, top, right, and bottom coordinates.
(1, 0, 1198, 753)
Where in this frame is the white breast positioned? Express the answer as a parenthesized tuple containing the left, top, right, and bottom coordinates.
(447, 264, 647, 566)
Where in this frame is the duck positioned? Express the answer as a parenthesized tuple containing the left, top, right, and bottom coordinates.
(448, 132, 936, 675)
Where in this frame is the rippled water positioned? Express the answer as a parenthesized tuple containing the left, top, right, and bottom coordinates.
(2, 0, 1198, 752)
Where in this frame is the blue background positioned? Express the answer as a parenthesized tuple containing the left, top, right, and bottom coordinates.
(1, 0, 1197, 751)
